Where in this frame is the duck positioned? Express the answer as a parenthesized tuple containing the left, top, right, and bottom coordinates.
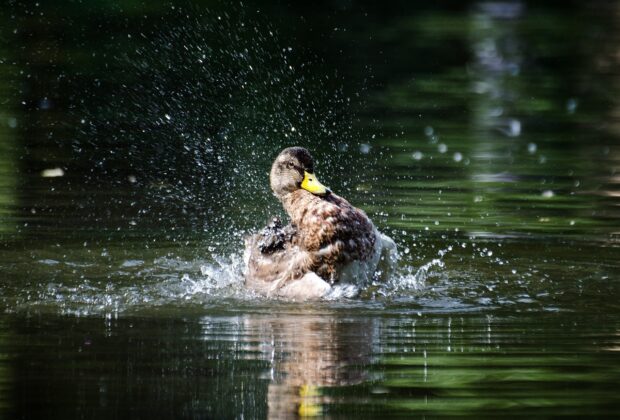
(244, 147, 396, 299)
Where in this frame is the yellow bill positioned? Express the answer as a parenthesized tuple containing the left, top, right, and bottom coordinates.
(301, 171, 327, 195)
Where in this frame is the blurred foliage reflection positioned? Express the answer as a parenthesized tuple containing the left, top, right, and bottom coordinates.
(1, 0, 620, 418)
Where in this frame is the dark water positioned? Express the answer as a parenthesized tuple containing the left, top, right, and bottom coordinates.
(1, 0, 620, 418)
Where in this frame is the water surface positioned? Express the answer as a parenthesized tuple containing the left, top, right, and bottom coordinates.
(1, 0, 619, 418)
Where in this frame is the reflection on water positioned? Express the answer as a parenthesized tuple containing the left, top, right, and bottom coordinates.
(226, 314, 375, 418)
(0, 43, 17, 236)
(470, 1, 523, 137)
(1, 0, 620, 417)
(603, 2, 620, 217)
(3, 311, 620, 418)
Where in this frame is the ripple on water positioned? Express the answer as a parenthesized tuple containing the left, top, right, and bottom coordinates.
(3, 236, 615, 317)
(2, 245, 457, 316)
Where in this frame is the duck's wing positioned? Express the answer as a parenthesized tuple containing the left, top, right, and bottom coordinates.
(245, 236, 331, 299)
(245, 222, 315, 294)
(257, 218, 297, 254)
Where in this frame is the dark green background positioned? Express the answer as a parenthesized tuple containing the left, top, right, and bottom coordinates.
(1, 0, 619, 418)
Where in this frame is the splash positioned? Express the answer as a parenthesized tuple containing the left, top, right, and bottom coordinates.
(73, 4, 364, 242)
(2, 245, 454, 317)
(167, 245, 449, 303)
(374, 245, 452, 297)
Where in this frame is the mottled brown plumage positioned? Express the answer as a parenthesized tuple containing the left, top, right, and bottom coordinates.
(244, 147, 396, 299)
(282, 189, 376, 282)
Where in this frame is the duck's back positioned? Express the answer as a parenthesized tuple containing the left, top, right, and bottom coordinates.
(286, 191, 378, 282)
(244, 190, 394, 296)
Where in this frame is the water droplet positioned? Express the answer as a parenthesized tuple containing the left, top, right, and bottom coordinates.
(566, 98, 578, 114)
(509, 119, 521, 136)
(527, 143, 537, 154)
(41, 168, 64, 178)
(542, 190, 554, 198)
(39, 97, 51, 110)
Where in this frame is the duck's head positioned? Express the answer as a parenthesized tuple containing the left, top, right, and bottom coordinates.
(270, 147, 329, 200)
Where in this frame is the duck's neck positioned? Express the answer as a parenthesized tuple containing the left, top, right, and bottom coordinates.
(280, 190, 323, 225)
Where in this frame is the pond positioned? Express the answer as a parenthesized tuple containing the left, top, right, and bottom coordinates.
(1, 0, 619, 418)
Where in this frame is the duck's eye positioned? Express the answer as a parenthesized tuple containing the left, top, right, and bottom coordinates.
(286, 162, 295, 169)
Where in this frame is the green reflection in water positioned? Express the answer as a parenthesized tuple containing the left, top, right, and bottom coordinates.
(6, 311, 618, 418)
(383, 353, 620, 415)
(0, 16, 16, 418)
(0, 48, 17, 236)
(0, 324, 11, 416)
(0, 1, 619, 418)
(353, 5, 619, 242)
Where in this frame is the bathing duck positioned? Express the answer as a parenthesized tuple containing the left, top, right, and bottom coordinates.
(244, 147, 396, 299)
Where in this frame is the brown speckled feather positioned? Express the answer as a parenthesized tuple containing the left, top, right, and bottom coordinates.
(244, 147, 389, 296)
(283, 190, 376, 282)
(245, 189, 377, 291)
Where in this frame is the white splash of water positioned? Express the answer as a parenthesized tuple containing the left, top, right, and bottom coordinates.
(9, 241, 453, 316)
(380, 245, 452, 295)
(325, 283, 360, 300)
